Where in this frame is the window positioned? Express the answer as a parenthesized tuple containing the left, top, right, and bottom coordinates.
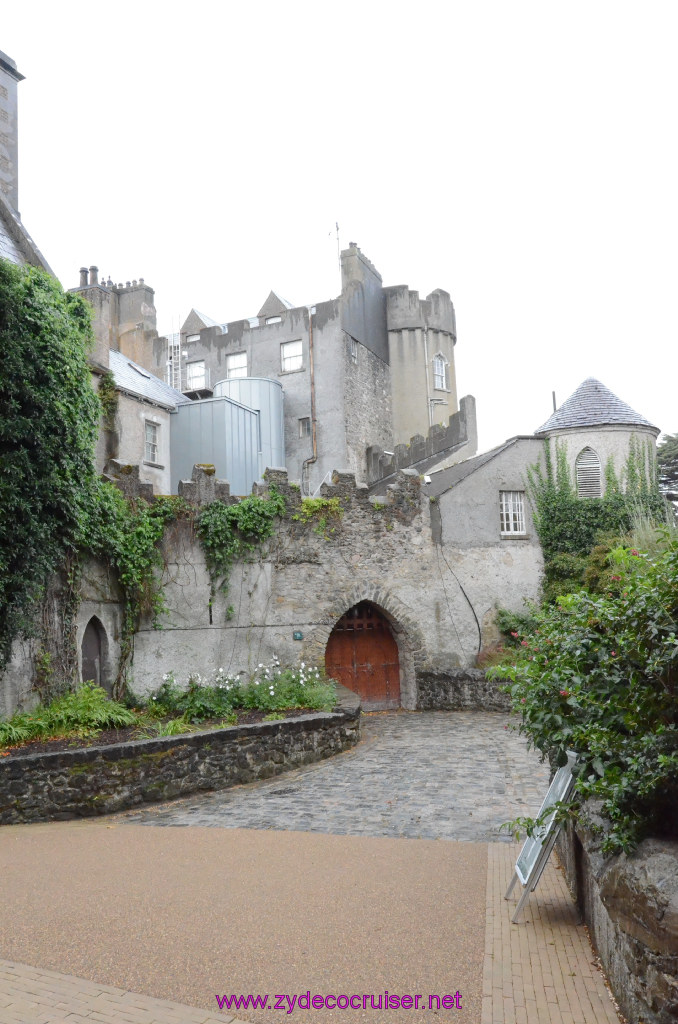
(281, 339, 302, 372)
(350, 337, 358, 364)
(186, 360, 206, 390)
(433, 354, 450, 391)
(144, 421, 159, 464)
(576, 447, 601, 498)
(226, 352, 247, 379)
(186, 334, 200, 344)
(266, 316, 282, 325)
(299, 417, 311, 438)
(500, 491, 526, 535)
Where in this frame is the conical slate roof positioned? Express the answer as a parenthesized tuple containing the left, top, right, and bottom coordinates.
(535, 378, 658, 434)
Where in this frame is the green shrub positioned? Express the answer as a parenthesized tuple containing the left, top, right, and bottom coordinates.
(0, 683, 136, 747)
(491, 542, 678, 853)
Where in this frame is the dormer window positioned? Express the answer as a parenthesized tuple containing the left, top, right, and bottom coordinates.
(576, 447, 602, 498)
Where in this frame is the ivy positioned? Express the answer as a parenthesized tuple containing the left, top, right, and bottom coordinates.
(196, 489, 286, 595)
(78, 484, 192, 694)
(97, 370, 118, 423)
(0, 262, 100, 668)
(527, 439, 667, 601)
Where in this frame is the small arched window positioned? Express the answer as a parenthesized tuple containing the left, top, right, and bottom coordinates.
(576, 446, 602, 498)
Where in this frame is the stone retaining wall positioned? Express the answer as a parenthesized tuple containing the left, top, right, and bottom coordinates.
(0, 692, 361, 825)
(416, 669, 511, 711)
(557, 811, 678, 1024)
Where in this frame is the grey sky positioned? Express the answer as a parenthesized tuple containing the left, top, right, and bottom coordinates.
(3, 0, 676, 452)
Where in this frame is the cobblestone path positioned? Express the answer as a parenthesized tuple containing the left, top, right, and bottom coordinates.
(121, 711, 550, 841)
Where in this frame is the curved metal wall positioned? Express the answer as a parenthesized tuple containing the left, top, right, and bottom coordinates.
(213, 377, 285, 473)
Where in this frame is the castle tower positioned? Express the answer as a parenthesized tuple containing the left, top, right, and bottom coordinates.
(535, 378, 659, 497)
(385, 284, 458, 445)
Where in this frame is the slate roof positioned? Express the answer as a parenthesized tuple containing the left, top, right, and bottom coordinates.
(0, 191, 53, 272)
(424, 439, 519, 497)
(180, 308, 221, 334)
(257, 291, 295, 318)
(535, 378, 658, 434)
(109, 349, 191, 409)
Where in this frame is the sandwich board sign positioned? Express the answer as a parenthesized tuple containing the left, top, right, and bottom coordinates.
(505, 750, 578, 923)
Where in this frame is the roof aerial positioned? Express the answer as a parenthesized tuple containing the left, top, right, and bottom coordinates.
(535, 378, 658, 434)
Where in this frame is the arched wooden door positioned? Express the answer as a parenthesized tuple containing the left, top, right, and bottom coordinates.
(325, 602, 400, 710)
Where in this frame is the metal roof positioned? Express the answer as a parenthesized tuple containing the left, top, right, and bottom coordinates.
(535, 378, 658, 434)
(109, 349, 191, 409)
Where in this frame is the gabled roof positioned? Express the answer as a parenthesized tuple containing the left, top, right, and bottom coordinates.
(257, 290, 294, 318)
(535, 378, 658, 434)
(424, 439, 520, 497)
(181, 308, 220, 334)
(0, 191, 52, 273)
(109, 349, 191, 410)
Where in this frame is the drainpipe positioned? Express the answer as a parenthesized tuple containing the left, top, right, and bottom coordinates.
(301, 306, 317, 495)
(422, 322, 433, 427)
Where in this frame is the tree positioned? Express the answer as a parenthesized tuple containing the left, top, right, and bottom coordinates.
(657, 433, 678, 500)
(0, 261, 100, 667)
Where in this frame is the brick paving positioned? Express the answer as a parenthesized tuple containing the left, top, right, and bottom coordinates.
(0, 959, 245, 1024)
(0, 711, 623, 1024)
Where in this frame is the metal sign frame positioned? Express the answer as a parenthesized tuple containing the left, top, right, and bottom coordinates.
(505, 751, 578, 923)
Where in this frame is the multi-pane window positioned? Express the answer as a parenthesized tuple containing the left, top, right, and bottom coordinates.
(226, 352, 247, 379)
(299, 417, 311, 438)
(575, 447, 602, 498)
(281, 339, 303, 372)
(433, 354, 449, 390)
(186, 360, 206, 390)
(500, 491, 526, 535)
(144, 421, 159, 464)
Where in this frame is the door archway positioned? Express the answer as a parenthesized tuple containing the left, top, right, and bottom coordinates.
(81, 616, 109, 693)
(325, 601, 401, 710)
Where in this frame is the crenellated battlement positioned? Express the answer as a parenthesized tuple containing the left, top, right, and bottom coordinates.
(367, 395, 477, 484)
(384, 284, 456, 336)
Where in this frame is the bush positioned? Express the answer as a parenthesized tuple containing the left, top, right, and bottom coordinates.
(0, 683, 136, 747)
(491, 542, 678, 853)
(140, 661, 337, 723)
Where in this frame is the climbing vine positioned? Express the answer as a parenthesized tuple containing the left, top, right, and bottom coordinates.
(0, 261, 100, 669)
(527, 439, 666, 601)
(196, 489, 286, 595)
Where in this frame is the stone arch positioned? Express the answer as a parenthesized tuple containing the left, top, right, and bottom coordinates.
(575, 446, 602, 498)
(301, 585, 426, 709)
(80, 616, 111, 694)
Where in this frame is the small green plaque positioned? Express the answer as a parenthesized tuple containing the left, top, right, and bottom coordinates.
(293, 631, 303, 640)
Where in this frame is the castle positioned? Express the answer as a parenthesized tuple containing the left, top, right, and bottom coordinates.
(0, 50, 662, 717)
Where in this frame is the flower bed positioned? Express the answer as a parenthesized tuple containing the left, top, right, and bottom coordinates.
(0, 687, 361, 824)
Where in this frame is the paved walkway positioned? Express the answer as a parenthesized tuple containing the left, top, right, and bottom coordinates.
(120, 712, 549, 841)
(0, 712, 623, 1024)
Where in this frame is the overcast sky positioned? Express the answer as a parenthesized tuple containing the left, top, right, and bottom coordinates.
(4, 1, 676, 452)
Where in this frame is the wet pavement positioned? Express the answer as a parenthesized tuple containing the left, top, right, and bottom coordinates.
(120, 710, 550, 841)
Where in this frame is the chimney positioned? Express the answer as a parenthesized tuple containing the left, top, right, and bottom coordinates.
(89, 265, 99, 286)
(79, 267, 89, 288)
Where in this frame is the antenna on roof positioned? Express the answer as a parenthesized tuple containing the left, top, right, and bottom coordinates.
(552, 391, 557, 412)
